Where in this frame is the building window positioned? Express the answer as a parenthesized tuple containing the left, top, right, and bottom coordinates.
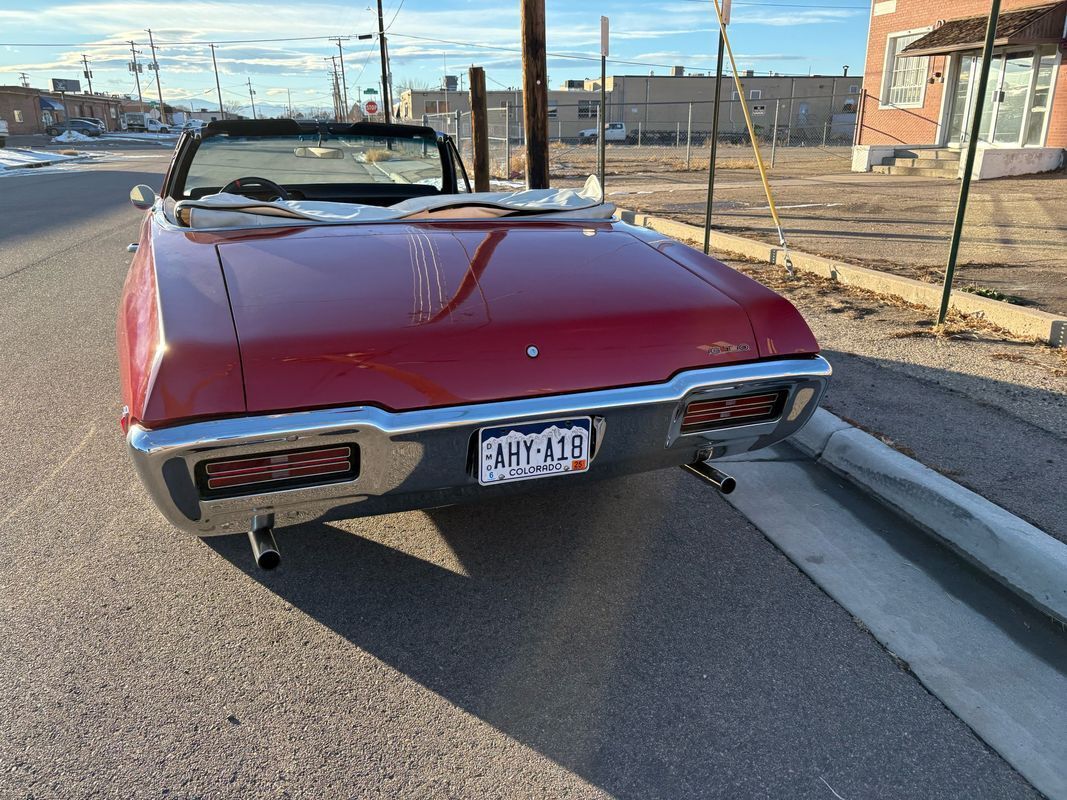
(749, 89, 762, 100)
(849, 84, 860, 94)
(13, 110, 24, 122)
(883, 30, 930, 107)
(547, 102, 558, 118)
(731, 91, 740, 101)
(577, 100, 596, 119)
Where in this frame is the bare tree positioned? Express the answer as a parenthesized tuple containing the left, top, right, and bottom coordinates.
(396, 76, 439, 93)
(222, 99, 245, 117)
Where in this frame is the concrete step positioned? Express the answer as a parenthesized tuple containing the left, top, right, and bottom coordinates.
(890, 156, 963, 169)
(871, 164, 959, 178)
(892, 148, 962, 161)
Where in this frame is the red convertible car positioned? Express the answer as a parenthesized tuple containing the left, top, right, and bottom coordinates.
(119, 120, 829, 569)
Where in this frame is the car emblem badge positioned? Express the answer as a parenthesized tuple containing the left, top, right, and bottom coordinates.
(526, 345, 539, 358)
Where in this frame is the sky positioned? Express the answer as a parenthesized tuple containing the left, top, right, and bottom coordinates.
(0, 0, 872, 115)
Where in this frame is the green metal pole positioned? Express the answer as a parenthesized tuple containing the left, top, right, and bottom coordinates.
(937, 0, 1001, 325)
(703, 30, 726, 255)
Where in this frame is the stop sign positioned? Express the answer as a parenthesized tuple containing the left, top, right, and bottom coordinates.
(365, 100, 378, 115)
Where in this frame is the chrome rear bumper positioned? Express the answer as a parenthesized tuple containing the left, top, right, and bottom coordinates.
(127, 356, 830, 535)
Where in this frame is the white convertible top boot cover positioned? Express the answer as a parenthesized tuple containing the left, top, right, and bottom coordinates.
(176, 175, 614, 229)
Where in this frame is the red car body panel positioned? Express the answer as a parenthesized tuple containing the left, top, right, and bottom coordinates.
(118, 216, 819, 428)
(218, 221, 763, 414)
(117, 223, 245, 428)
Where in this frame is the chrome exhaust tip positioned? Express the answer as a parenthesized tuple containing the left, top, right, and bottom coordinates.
(682, 460, 737, 495)
(247, 526, 281, 570)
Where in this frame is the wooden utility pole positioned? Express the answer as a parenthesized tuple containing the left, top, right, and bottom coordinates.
(247, 78, 257, 119)
(146, 29, 166, 123)
(331, 37, 350, 122)
(376, 0, 392, 123)
(520, 0, 549, 188)
(80, 54, 93, 95)
(469, 67, 490, 191)
(209, 44, 224, 118)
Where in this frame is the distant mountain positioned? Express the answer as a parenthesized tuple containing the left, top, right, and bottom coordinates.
(169, 97, 294, 118)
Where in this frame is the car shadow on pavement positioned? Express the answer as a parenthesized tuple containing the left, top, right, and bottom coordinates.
(206, 468, 1034, 799)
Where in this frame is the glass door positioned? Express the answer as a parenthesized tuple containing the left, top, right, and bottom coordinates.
(992, 51, 1035, 145)
(1024, 52, 1056, 146)
(946, 55, 976, 146)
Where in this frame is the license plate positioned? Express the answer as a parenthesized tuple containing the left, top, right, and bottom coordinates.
(478, 417, 592, 485)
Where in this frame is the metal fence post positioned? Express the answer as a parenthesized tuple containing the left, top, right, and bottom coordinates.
(596, 104, 603, 183)
(770, 99, 779, 167)
(676, 121, 681, 148)
(685, 102, 693, 169)
(638, 121, 642, 147)
(455, 109, 461, 144)
(822, 120, 829, 147)
(505, 102, 511, 179)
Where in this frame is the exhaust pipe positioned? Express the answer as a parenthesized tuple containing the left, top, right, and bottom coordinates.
(682, 460, 737, 494)
(247, 526, 281, 570)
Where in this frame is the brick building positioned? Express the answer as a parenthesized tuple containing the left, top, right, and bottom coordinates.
(0, 85, 125, 134)
(853, 0, 1066, 178)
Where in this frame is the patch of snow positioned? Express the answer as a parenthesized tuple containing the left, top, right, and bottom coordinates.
(51, 130, 95, 143)
(0, 148, 79, 169)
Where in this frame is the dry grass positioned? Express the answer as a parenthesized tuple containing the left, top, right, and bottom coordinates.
(508, 153, 526, 180)
(363, 148, 395, 163)
(57, 149, 79, 156)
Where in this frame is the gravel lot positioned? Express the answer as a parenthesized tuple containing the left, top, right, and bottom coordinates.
(555, 145, 1067, 314)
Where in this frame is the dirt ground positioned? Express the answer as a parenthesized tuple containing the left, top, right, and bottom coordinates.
(724, 256, 1067, 540)
(554, 145, 1067, 315)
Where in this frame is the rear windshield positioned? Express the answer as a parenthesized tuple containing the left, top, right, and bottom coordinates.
(184, 132, 444, 194)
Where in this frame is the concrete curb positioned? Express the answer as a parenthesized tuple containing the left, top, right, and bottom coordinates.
(799, 408, 1067, 625)
(617, 209, 1066, 347)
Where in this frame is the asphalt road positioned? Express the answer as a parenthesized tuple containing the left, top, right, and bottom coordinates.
(0, 153, 1042, 798)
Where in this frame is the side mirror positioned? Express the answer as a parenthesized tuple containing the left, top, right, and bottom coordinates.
(129, 184, 156, 210)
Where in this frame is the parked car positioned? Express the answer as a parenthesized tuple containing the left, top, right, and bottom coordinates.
(578, 121, 627, 143)
(71, 116, 107, 132)
(119, 119, 829, 569)
(45, 119, 103, 137)
(0, 117, 7, 148)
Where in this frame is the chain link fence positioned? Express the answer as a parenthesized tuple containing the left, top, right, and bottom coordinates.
(425, 95, 855, 182)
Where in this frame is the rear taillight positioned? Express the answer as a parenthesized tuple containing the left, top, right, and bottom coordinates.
(681, 391, 786, 433)
(197, 445, 358, 498)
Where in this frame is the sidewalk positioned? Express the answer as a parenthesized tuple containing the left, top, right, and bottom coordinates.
(725, 258, 1067, 542)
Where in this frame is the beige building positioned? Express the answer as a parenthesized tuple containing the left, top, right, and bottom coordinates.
(602, 73, 863, 142)
(399, 87, 604, 140)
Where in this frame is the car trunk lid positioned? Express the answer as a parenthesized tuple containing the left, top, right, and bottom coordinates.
(216, 223, 758, 413)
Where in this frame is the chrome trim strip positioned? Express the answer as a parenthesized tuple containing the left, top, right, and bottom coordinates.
(131, 357, 830, 452)
(151, 204, 618, 235)
(127, 356, 830, 535)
